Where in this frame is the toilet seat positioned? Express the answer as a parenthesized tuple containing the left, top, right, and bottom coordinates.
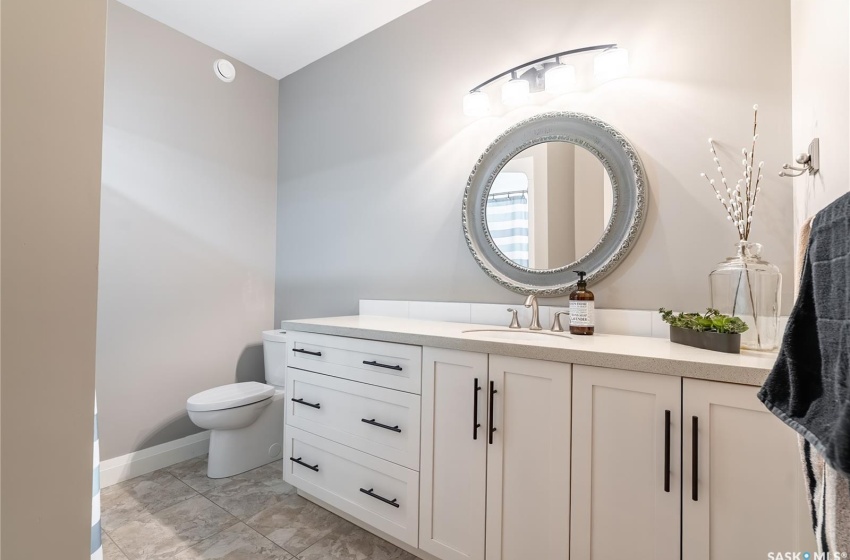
(187, 381, 275, 412)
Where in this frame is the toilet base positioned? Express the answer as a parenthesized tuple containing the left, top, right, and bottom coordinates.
(207, 390, 284, 478)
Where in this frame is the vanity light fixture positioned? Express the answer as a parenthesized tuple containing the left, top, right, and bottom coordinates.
(463, 90, 491, 117)
(593, 47, 629, 81)
(501, 72, 531, 106)
(463, 44, 628, 117)
(544, 58, 577, 94)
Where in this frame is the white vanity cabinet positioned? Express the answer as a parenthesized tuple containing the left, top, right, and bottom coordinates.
(571, 365, 682, 560)
(419, 348, 488, 560)
(485, 355, 572, 560)
(682, 378, 814, 559)
(282, 332, 423, 547)
(280, 319, 815, 560)
(419, 348, 571, 560)
(571, 365, 814, 560)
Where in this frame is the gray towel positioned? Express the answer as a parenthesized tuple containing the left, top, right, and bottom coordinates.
(758, 191, 850, 477)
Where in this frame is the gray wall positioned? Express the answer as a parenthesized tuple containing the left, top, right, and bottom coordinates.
(96, 2, 279, 460)
(2, 0, 107, 555)
(276, 0, 793, 321)
(791, 0, 849, 255)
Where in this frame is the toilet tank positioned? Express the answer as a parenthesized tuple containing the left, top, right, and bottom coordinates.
(261, 329, 288, 388)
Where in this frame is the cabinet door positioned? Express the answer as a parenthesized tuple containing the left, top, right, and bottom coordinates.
(419, 348, 488, 560)
(682, 378, 815, 559)
(571, 365, 681, 560)
(486, 356, 571, 560)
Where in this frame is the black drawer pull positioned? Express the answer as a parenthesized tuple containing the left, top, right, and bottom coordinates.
(473, 377, 482, 441)
(291, 397, 321, 409)
(362, 360, 402, 371)
(488, 381, 498, 445)
(361, 418, 401, 433)
(290, 457, 319, 472)
(692, 416, 699, 501)
(359, 487, 400, 508)
(664, 410, 671, 493)
(293, 348, 322, 357)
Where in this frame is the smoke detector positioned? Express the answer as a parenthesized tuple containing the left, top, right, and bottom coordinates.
(214, 59, 236, 82)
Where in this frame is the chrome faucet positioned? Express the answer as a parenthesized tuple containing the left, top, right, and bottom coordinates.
(524, 294, 542, 330)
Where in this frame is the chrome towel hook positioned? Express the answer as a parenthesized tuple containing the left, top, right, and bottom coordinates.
(780, 138, 819, 177)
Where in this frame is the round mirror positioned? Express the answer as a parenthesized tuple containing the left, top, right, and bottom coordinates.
(463, 112, 647, 295)
(486, 142, 613, 270)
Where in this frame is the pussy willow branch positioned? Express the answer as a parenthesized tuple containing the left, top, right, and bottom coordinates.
(745, 105, 758, 239)
(745, 107, 764, 241)
(701, 105, 764, 241)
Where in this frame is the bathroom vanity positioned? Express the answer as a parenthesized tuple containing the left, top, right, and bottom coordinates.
(281, 315, 814, 560)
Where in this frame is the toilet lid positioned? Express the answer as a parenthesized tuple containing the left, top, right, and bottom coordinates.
(262, 329, 287, 342)
(187, 382, 275, 412)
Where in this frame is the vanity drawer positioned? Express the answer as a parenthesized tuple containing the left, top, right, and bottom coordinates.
(287, 331, 422, 394)
(283, 426, 419, 548)
(286, 368, 421, 470)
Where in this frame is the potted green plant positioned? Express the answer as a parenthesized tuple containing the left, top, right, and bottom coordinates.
(658, 308, 749, 354)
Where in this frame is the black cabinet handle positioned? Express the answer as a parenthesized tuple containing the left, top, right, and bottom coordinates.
(293, 348, 322, 357)
(290, 457, 319, 472)
(692, 416, 699, 501)
(664, 410, 671, 493)
(473, 377, 482, 440)
(359, 487, 399, 508)
(361, 418, 401, 433)
(362, 360, 402, 371)
(291, 397, 321, 409)
(488, 381, 498, 445)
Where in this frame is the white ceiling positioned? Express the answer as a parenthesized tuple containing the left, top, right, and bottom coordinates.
(117, 0, 433, 79)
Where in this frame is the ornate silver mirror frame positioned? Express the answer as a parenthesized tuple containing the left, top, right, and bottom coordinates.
(462, 111, 648, 295)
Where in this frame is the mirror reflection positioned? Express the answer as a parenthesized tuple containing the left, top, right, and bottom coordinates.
(485, 142, 613, 270)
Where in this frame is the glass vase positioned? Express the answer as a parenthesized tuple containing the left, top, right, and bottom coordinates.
(709, 241, 782, 351)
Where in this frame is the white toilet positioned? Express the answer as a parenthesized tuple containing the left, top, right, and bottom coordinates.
(186, 330, 288, 478)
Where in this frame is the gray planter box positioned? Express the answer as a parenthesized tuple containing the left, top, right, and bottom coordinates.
(669, 326, 741, 354)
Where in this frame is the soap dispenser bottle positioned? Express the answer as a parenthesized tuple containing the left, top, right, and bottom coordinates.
(569, 271, 595, 335)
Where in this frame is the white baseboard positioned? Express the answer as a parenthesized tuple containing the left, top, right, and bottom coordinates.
(100, 431, 210, 488)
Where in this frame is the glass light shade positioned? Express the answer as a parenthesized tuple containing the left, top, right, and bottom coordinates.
(593, 48, 629, 81)
(544, 64, 577, 94)
(501, 78, 530, 106)
(463, 91, 490, 117)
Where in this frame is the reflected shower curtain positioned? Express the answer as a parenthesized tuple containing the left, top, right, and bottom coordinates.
(486, 193, 530, 267)
(92, 395, 102, 560)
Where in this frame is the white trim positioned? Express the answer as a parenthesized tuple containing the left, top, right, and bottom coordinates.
(99, 431, 210, 488)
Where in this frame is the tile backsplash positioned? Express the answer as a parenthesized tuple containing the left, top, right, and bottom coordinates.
(360, 299, 663, 338)
(359, 299, 789, 340)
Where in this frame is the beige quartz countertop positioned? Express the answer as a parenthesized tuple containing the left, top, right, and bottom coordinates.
(280, 315, 778, 387)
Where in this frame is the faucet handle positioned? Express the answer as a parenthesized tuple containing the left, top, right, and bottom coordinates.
(551, 311, 569, 332)
(506, 308, 521, 329)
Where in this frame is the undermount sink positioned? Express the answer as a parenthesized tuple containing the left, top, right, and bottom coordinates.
(461, 328, 572, 341)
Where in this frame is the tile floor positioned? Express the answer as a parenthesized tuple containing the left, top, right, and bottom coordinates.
(101, 455, 417, 560)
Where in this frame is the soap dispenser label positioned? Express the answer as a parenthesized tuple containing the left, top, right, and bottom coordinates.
(569, 301, 595, 327)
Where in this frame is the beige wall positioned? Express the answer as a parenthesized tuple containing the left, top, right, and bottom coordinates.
(1, 0, 107, 557)
(1, 3, 3, 553)
(96, 2, 279, 460)
(573, 147, 605, 258)
(545, 142, 576, 266)
(276, 0, 793, 319)
(529, 143, 549, 268)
